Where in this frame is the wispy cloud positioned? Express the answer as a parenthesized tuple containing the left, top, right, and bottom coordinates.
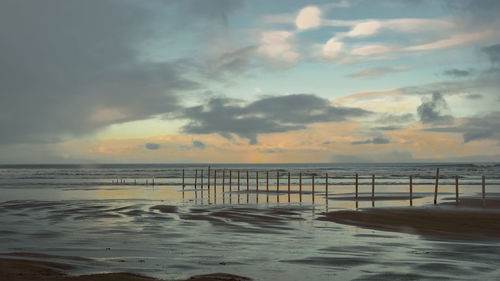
(349, 66, 412, 78)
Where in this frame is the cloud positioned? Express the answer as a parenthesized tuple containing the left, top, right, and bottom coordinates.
(257, 31, 300, 67)
(482, 43, 500, 64)
(405, 32, 487, 51)
(322, 39, 344, 59)
(442, 68, 475, 78)
(351, 44, 393, 56)
(262, 149, 285, 153)
(296, 6, 321, 30)
(192, 140, 206, 150)
(145, 143, 162, 150)
(377, 113, 415, 124)
(184, 0, 243, 26)
(195, 46, 257, 80)
(417, 92, 454, 124)
(181, 94, 370, 144)
(424, 111, 500, 143)
(372, 126, 404, 131)
(347, 20, 381, 37)
(349, 66, 412, 78)
(465, 94, 484, 99)
(0, 0, 202, 144)
(351, 136, 391, 145)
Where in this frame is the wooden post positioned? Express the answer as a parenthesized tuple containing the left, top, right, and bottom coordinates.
(434, 168, 439, 205)
(194, 169, 197, 189)
(266, 171, 269, 192)
(237, 170, 241, 204)
(246, 171, 250, 203)
(237, 170, 240, 192)
(266, 171, 269, 203)
(256, 171, 259, 203)
(355, 173, 358, 202)
(312, 174, 315, 203)
(222, 170, 225, 192)
(201, 169, 204, 189)
(207, 166, 210, 189)
(299, 172, 302, 202)
(229, 170, 232, 193)
(246, 171, 249, 192)
(455, 175, 459, 205)
(277, 171, 280, 203)
(152, 177, 154, 186)
(410, 175, 413, 207)
(288, 172, 291, 203)
(214, 170, 217, 200)
(482, 175, 486, 207)
(325, 173, 328, 204)
(371, 174, 375, 207)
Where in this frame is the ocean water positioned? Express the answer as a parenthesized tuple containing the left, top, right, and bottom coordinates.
(0, 163, 500, 280)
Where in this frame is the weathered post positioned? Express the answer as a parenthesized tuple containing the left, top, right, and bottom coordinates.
(246, 171, 249, 203)
(256, 171, 259, 203)
(312, 174, 315, 203)
(222, 170, 225, 192)
(194, 169, 197, 190)
(288, 172, 291, 203)
(201, 169, 204, 189)
(237, 170, 241, 204)
(277, 171, 280, 203)
(207, 166, 211, 189)
(229, 170, 232, 193)
(410, 175, 413, 207)
(434, 168, 439, 204)
(482, 175, 486, 207)
(246, 171, 249, 192)
(325, 173, 328, 205)
(299, 172, 302, 202)
(371, 175, 375, 205)
(238, 170, 240, 192)
(266, 171, 269, 203)
(214, 170, 217, 202)
(355, 173, 359, 202)
(455, 175, 459, 205)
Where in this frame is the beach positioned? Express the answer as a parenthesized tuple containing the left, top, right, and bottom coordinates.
(0, 257, 251, 281)
(319, 199, 500, 239)
(1, 164, 500, 280)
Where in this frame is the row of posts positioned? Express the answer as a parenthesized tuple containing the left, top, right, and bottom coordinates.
(182, 167, 488, 206)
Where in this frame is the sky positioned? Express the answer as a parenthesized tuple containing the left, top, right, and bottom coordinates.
(0, 0, 499, 164)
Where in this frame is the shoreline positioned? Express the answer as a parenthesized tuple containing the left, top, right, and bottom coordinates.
(0, 257, 252, 281)
(319, 199, 500, 239)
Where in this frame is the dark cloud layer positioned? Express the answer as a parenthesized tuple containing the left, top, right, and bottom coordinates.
(425, 111, 500, 143)
(417, 92, 454, 124)
(145, 143, 162, 150)
(351, 137, 390, 145)
(181, 94, 370, 144)
(482, 44, 500, 64)
(0, 0, 203, 144)
(0, 0, 247, 145)
(443, 68, 475, 78)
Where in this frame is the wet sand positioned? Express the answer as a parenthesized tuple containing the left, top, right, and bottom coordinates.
(319, 199, 500, 239)
(0, 257, 251, 281)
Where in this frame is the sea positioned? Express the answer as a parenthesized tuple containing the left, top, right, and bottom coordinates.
(0, 163, 499, 280)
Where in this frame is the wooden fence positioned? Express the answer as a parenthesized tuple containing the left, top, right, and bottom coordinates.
(112, 167, 491, 207)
